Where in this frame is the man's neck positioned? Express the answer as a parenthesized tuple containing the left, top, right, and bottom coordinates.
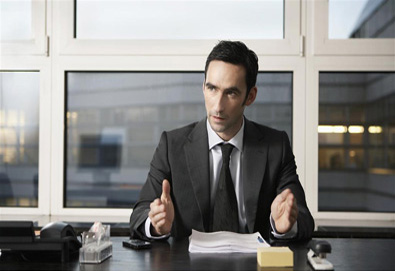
(207, 118, 245, 152)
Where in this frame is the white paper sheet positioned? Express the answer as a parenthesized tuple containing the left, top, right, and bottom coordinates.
(188, 230, 270, 253)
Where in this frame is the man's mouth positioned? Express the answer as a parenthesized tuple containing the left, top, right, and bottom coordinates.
(212, 115, 225, 121)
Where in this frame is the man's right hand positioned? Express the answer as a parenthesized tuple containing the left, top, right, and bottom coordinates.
(148, 179, 174, 236)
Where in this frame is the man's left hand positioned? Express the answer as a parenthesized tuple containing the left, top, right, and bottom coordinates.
(271, 188, 298, 234)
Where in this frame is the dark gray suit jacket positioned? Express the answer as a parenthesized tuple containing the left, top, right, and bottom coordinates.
(130, 118, 314, 241)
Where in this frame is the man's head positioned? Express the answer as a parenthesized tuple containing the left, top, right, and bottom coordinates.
(204, 41, 259, 103)
(203, 41, 258, 141)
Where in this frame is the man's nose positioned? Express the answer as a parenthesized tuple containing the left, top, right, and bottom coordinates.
(213, 94, 226, 114)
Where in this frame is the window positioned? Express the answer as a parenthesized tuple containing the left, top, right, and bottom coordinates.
(0, 0, 47, 55)
(76, 0, 284, 40)
(65, 72, 292, 207)
(313, 0, 395, 55)
(0, 72, 40, 207)
(58, 0, 300, 55)
(329, 0, 395, 39)
(0, 0, 32, 40)
(318, 72, 395, 212)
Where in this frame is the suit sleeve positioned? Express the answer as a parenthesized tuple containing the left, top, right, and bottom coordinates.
(274, 131, 314, 241)
(129, 131, 171, 240)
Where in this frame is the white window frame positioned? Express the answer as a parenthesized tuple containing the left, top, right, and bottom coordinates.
(305, 55, 395, 223)
(305, 0, 395, 225)
(0, 56, 52, 215)
(55, 0, 301, 56)
(312, 0, 395, 56)
(0, 0, 48, 56)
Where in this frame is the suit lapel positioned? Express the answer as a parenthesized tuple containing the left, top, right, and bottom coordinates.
(243, 119, 268, 233)
(184, 119, 211, 231)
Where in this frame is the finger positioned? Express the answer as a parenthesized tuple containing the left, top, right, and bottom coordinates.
(150, 205, 168, 223)
(154, 216, 172, 236)
(155, 219, 165, 228)
(286, 199, 297, 214)
(272, 191, 285, 208)
(150, 203, 165, 215)
(285, 202, 298, 222)
(283, 203, 293, 219)
(150, 198, 162, 208)
(161, 179, 171, 202)
(150, 211, 167, 225)
(276, 189, 291, 204)
(281, 188, 292, 198)
(286, 196, 298, 214)
(272, 189, 290, 209)
(149, 204, 165, 215)
(271, 196, 285, 217)
(149, 201, 165, 218)
(286, 193, 295, 207)
(149, 209, 159, 221)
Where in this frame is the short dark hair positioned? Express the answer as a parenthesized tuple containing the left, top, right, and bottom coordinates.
(204, 40, 259, 100)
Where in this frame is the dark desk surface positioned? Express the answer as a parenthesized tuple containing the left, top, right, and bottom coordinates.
(1, 237, 394, 271)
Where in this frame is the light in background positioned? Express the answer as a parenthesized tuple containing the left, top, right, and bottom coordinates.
(369, 126, 383, 134)
(318, 125, 347, 134)
(318, 125, 382, 134)
(348, 125, 364, 134)
(0, 72, 40, 207)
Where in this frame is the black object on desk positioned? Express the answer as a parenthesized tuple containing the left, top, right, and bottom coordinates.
(307, 240, 334, 270)
(0, 221, 81, 262)
(122, 239, 151, 250)
(309, 240, 331, 256)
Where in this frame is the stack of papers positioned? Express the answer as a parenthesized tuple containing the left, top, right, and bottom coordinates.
(188, 230, 270, 253)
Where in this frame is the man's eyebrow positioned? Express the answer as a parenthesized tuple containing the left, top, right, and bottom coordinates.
(205, 82, 217, 89)
(224, 86, 242, 93)
(205, 82, 241, 93)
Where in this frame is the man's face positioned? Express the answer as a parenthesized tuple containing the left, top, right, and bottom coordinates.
(203, 60, 256, 141)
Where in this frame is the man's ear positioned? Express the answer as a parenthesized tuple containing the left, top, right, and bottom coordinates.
(245, 86, 257, 106)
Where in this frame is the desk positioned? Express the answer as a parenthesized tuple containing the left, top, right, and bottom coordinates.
(1, 237, 394, 271)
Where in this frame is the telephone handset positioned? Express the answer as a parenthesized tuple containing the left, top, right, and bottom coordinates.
(39, 221, 81, 250)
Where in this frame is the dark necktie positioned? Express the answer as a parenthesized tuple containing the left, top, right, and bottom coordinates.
(211, 143, 239, 232)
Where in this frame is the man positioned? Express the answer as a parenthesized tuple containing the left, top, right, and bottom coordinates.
(130, 41, 314, 241)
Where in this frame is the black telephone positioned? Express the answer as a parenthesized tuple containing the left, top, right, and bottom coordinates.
(0, 221, 81, 262)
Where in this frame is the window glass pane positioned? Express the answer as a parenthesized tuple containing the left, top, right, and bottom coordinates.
(245, 73, 293, 140)
(0, 72, 39, 207)
(0, 0, 32, 40)
(329, 0, 395, 39)
(319, 72, 395, 212)
(65, 72, 292, 208)
(76, 0, 284, 39)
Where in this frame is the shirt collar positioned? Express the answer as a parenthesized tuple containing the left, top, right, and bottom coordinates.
(207, 118, 244, 152)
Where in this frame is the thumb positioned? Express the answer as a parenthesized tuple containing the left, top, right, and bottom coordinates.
(161, 179, 171, 202)
(278, 189, 291, 202)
